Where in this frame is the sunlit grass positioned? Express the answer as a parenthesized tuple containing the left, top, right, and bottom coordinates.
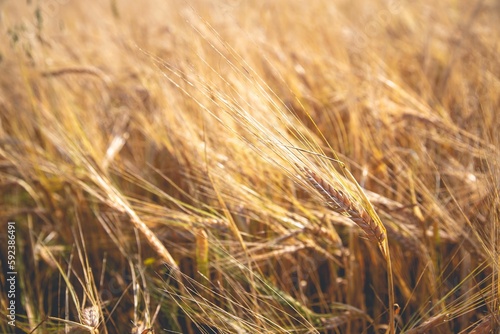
(0, 0, 499, 333)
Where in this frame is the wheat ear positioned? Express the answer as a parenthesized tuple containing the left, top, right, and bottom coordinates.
(301, 166, 394, 334)
(300, 167, 385, 243)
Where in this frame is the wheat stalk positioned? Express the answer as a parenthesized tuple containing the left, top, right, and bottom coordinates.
(300, 167, 386, 244)
(299, 166, 395, 334)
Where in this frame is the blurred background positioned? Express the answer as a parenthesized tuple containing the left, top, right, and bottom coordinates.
(1, 0, 499, 333)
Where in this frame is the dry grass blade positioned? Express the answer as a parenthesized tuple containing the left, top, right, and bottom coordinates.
(405, 313, 450, 334)
(468, 314, 497, 334)
(1, 0, 499, 333)
(300, 166, 386, 244)
(87, 165, 180, 273)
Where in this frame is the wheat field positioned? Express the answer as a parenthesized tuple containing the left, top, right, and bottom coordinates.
(0, 0, 499, 333)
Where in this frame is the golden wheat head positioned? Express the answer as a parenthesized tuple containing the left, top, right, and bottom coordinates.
(300, 167, 385, 243)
